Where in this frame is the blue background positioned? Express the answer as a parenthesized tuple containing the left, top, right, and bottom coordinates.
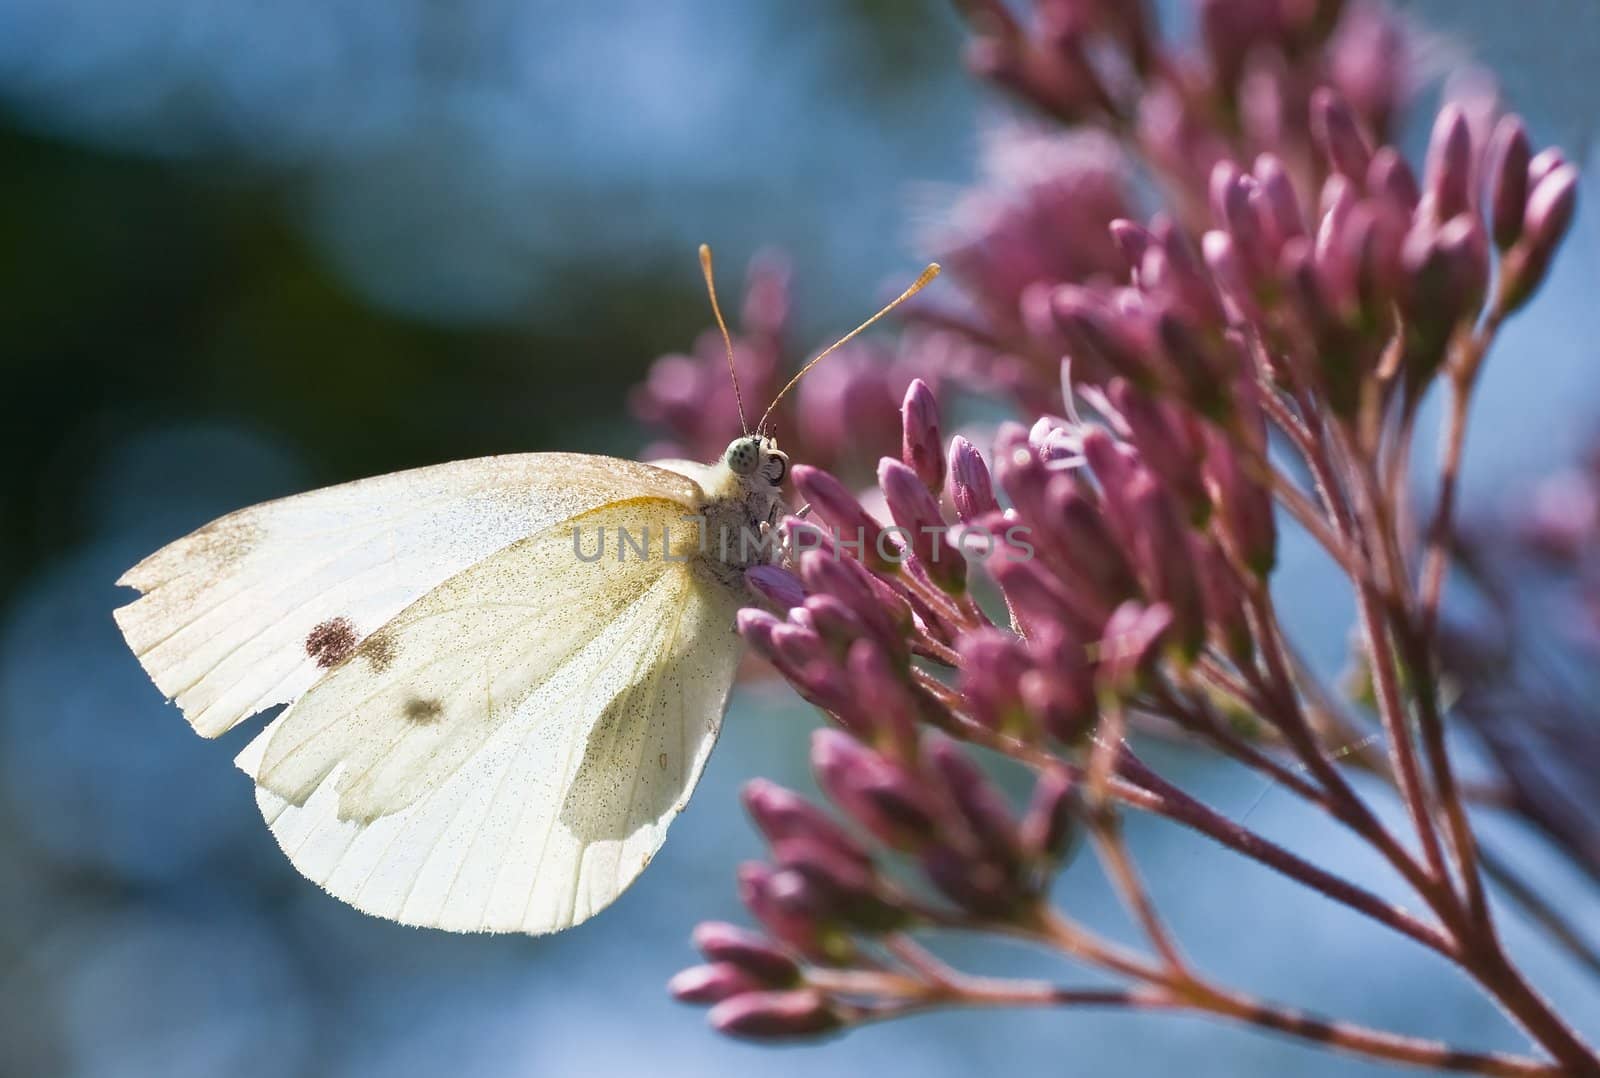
(1, 2, 1597, 1075)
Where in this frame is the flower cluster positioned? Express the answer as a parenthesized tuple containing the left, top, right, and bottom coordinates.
(1515, 444, 1600, 638)
(669, 744, 1076, 1037)
(647, 1, 1597, 1072)
(916, 0, 1412, 407)
(629, 250, 950, 477)
(1430, 438, 1600, 888)
(955, 0, 1406, 193)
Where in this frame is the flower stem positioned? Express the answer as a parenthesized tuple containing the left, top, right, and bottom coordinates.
(1302, 411, 1455, 889)
(1021, 909, 1562, 1076)
(1088, 811, 1190, 974)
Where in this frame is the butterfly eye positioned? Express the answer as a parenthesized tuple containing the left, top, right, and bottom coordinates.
(761, 452, 788, 485)
(725, 438, 760, 476)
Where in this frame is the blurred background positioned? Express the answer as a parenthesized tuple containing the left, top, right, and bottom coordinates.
(2, 2, 1597, 1075)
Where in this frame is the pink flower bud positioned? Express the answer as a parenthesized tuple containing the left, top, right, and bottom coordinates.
(761, 617, 864, 716)
(812, 730, 938, 850)
(1366, 147, 1419, 211)
(788, 606, 819, 635)
(1502, 162, 1580, 311)
(925, 737, 1021, 866)
(1436, 213, 1490, 321)
(708, 989, 843, 1039)
(858, 565, 917, 640)
(1311, 88, 1374, 181)
(1485, 115, 1532, 251)
(1203, 430, 1278, 577)
(1208, 160, 1244, 229)
(1132, 233, 1216, 337)
(1326, 3, 1404, 130)
(1528, 147, 1567, 188)
(1017, 668, 1081, 743)
(742, 780, 873, 870)
(764, 868, 827, 922)
(1528, 162, 1580, 240)
(1252, 153, 1305, 245)
(690, 920, 800, 982)
(1194, 535, 1253, 663)
(770, 618, 829, 664)
(773, 836, 902, 931)
(1125, 474, 1206, 656)
(1215, 165, 1273, 281)
(920, 845, 1019, 917)
(1398, 225, 1457, 386)
(1279, 234, 1324, 329)
(846, 640, 919, 757)
(957, 628, 1032, 731)
(1020, 767, 1079, 864)
(1107, 380, 1208, 520)
(900, 379, 945, 491)
(746, 565, 806, 611)
(1147, 218, 1228, 329)
(991, 555, 1101, 642)
(1098, 601, 1173, 693)
(1198, 0, 1263, 96)
(1399, 213, 1489, 379)
(1155, 311, 1231, 417)
(737, 862, 828, 958)
(801, 594, 866, 649)
(782, 514, 837, 560)
(1202, 230, 1252, 319)
(1314, 175, 1361, 318)
(994, 422, 1054, 522)
(1020, 282, 1064, 348)
(1052, 286, 1137, 382)
(879, 458, 966, 593)
(791, 464, 893, 573)
(947, 435, 999, 523)
(1423, 104, 1474, 222)
(1023, 628, 1097, 742)
(1109, 217, 1154, 275)
(670, 962, 770, 1003)
(1080, 428, 1142, 517)
(1028, 415, 1079, 467)
(737, 608, 784, 656)
(798, 551, 908, 659)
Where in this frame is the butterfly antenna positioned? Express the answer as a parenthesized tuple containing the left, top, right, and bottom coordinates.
(699, 243, 749, 435)
(757, 262, 940, 434)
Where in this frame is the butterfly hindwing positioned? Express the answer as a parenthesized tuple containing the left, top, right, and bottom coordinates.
(233, 495, 744, 934)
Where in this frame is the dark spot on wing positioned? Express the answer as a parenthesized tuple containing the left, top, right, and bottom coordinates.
(404, 696, 443, 724)
(306, 617, 358, 668)
(358, 631, 397, 672)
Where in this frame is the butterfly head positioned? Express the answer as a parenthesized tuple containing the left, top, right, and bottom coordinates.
(723, 435, 787, 487)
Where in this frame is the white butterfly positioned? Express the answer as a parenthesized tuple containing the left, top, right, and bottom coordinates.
(112, 249, 940, 935)
(115, 440, 788, 933)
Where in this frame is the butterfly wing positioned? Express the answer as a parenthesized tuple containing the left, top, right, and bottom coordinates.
(646, 457, 723, 488)
(114, 453, 700, 738)
(233, 495, 744, 934)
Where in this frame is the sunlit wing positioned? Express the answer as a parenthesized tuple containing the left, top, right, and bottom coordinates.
(647, 457, 722, 488)
(233, 496, 744, 934)
(114, 453, 701, 737)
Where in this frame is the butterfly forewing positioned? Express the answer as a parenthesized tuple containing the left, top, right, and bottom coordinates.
(114, 453, 702, 738)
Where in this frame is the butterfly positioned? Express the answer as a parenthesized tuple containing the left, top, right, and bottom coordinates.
(113, 247, 939, 935)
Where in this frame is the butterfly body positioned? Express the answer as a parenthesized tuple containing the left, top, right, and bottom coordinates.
(115, 435, 787, 934)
